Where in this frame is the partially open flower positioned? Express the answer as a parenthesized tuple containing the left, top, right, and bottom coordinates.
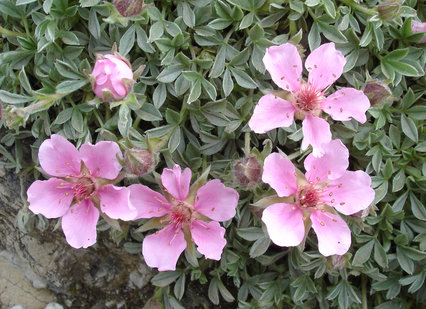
(412, 20, 426, 43)
(90, 53, 134, 102)
(363, 80, 393, 106)
(232, 155, 262, 188)
(114, 0, 144, 17)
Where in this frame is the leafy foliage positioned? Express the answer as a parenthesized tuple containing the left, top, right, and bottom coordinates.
(0, 0, 425, 308)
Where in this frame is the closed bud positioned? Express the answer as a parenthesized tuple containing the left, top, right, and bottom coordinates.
(233, 155, 262, 188)
(363, 80, 393, 106)
(377, 0, 402, 22)
(90, 53, 134, 102)
(124, 148, 155, 178)
(331, 255, 347, 270)
(3, 106, 25, 129)
(113, 0, 144, 17)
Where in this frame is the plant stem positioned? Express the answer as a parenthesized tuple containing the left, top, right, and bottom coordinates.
(244, 132, 250, 156)
(362, 274, 368, 309)
(338, 0, 377, 16)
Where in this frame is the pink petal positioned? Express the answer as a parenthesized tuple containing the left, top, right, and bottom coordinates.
(322, 88, 370, 124)
(248, 94, 295, 134)
(112, 80, 127, 97)
(194, 179, 238, 222)
(304, 139, 349, 184)
(79, 141, 123, 180)
(61, 199, 99, 249)
(191, 220, 226, 260)
(105, 54, 134, 79)
(142, 226, 186, 271)
(38, 134, 81, 177)
(263, 43, 302, 92)
(321, 171, 375, 216)
(161, 165, 192, 201)
(262, 153, 298, 197)
(27, 178, 74, 218)
(97, 185, 136, 220)
(311, 210, 351, 256)
(411, 21, 426, 43)
(305, 43, 346, 91)
(262, 203, 305, 247)
(301, 115, 332, 157)
(128, 184, 171, 219)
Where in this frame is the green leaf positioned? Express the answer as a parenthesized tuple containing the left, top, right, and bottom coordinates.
(0, 90, 32, 104)
(322, 0, 336, 19)
(152, 271, 181, 287)
(16, 0, 37, 5)
(202, 79, 217, 101)
(230, 68, 257, 89)
(119, 25, 136, 56)
(187, 80, 202, 104)
(237, 227, 264, 241)
(410, 193, 426, 221)
(401, 114, 418, 143)
(118, 104, 132, 137)
(71, 108, 84, 133)
(56, 80, 87, 94)
(174, 274, 186, 300)
(88, 8, 100, 39)
(392, 169, 406, 192)
(168, 127, 181, 153)
(374, 240, 388, 268)
(222, 68, 234, 97)
(352, 240, 374, 266)
(182, 2, 195, 28)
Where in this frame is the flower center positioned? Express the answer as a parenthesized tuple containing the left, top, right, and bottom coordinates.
(72, 176, 96, 201)
(168, 201, 193, 229)
(297, 184, 323, 208)
(293, 83, 324, 113)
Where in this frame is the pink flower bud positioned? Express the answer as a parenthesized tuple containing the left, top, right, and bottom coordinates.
(331, 255, 347, 270)
(412, 20, 426, 43)
(124, 148, 155, 177)
(233, 155, 262, 188)
(91, 53, 134, 102)
(363, 80, 393, 106)
(114, 0, 144, 17)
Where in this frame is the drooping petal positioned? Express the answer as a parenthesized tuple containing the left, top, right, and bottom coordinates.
(262, 203, 305, 247)
(321, 171, 375, 215)
(194, 179, 238, 222)
(262, 153, 298, 197)
(301, 115, 332, 157)
(322, 88, 370, 123)
(142, 226, 186, 271)
(263, 43, 302, 92)
(79, 141, 123, 180)
(305, 43, 346, 91)
(191, 220, 226, 260)
(311, 210, 351, 256)
(304, 139, 349, 184)
(38, 134, 81, 177)
(61, 199, 99, 249)
(27, 178, 74, 218)
(128, 184, 171, 219)
(97, 185, 136, 220)
(248, 94, 295, 134)
(161, 165, 192, 201)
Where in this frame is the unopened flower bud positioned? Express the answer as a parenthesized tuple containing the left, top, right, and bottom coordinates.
(412, 20, 426, 43)
(352, 205, 371, 220)
(363, 80, 393, 106)
(90, 53, 134, 102)
(233, 155, 262, 188)
(377, 1, 402, 22)
(124, 148, 155, 177)
(114, 0, 144, 17)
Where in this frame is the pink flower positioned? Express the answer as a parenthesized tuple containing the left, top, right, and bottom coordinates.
(90, 53, 134, 102)
(249, 43, 370, 157)
(27, 134, 136, 249)
(261, 140, 375, 256)
(129, 165, 239, 271)
(412, 20, 426, 43)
